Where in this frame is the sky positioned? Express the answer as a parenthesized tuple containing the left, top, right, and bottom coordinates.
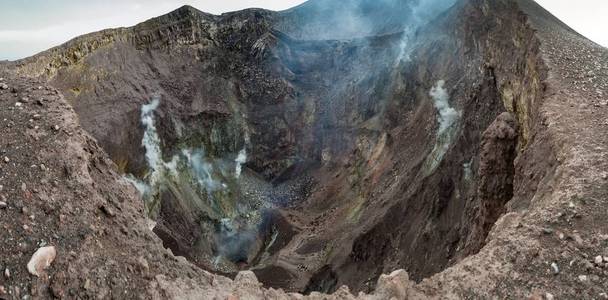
(0, 0, 606, 61)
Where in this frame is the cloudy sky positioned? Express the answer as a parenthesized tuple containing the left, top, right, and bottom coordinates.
(0, 0, 606, 60)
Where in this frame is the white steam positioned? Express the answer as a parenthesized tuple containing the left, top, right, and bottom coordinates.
(235, 148, 247, 178)
(214, 218, 256, 264)
(141, 98, 163, 182)
(126, 97, 229, 210)
(430, 80, 460, 135)
(122, 95, 262, 223)
(182, 149, 226, 193)
(123, 175, 150, 196)
(423, 80, 461, 175)
(124, 96, 262, 269)
(463, 160, 473, 181)
(123, 98, 163, 205)
(395, 0, 458, 64)
(122, 97, 167, 214)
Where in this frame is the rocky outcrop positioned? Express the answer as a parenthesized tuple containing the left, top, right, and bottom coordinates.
(470, 112, 518, 247)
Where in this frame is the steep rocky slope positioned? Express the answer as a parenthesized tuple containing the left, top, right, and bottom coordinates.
(1, 0, 608, 298)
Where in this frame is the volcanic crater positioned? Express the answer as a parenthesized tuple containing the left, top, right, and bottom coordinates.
(2, 0, 607, 298)
(12, 0, 550, 293)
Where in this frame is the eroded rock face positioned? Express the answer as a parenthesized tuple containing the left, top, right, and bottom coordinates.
(476, 112, 518, 238)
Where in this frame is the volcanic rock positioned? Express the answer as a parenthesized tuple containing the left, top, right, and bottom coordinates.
(27, 246, 57, 277)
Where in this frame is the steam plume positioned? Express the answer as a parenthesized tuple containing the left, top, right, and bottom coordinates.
(235, 148, 247, 178)
(423, 80, 461, 174)
(141, 97, 162, 179)
(430, 80, 460, 135)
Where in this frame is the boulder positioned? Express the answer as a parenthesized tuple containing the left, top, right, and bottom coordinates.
(27, 246, 57, 276)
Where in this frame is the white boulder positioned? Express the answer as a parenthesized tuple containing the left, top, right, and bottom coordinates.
(27, 246, 57, 276)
